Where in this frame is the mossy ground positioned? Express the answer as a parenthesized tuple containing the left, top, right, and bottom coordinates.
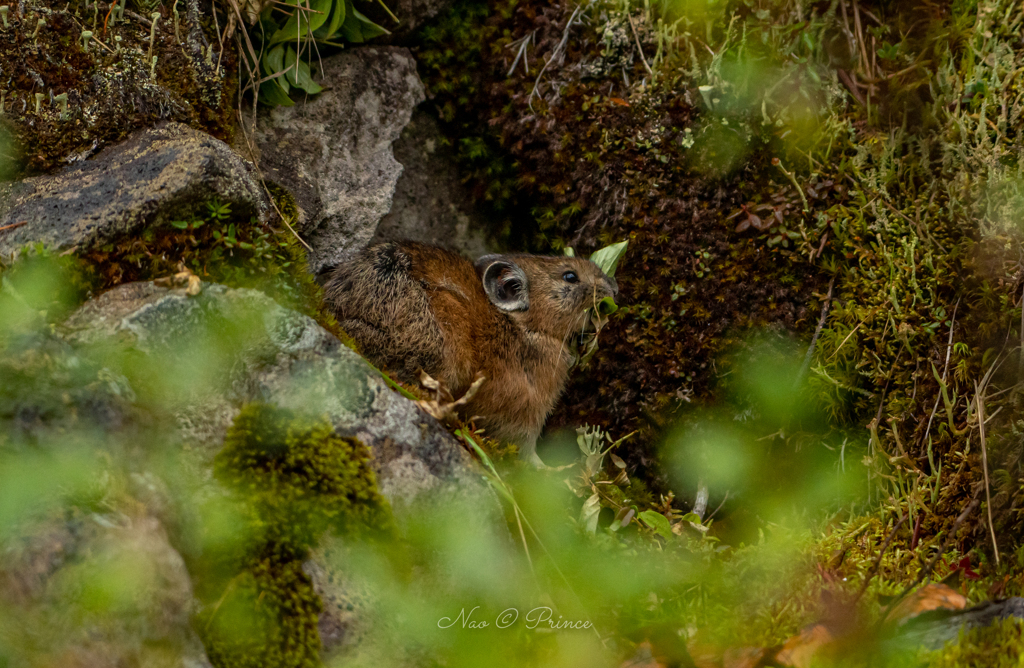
(410, 0, 1024, 659)
(0, 0, 236, 173)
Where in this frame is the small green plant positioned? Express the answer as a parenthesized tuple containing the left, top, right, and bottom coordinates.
(241, 0, 394, 107)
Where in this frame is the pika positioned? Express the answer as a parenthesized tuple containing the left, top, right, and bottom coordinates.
(319, 241, 618, 464)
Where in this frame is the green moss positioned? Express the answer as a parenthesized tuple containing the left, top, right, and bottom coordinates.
(919, 617, 1024, 668)
(214, 402, 394, 557)
(1, 0, 236, 174)
(197, 403, 394, 668)
(200, 559, 323, 668)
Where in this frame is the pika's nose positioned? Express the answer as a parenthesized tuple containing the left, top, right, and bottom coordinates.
(605, 276, 619, 296)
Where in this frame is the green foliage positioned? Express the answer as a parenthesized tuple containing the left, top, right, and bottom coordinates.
(0, 245, 94, 338)
(588, 239, 629, 278)
(245, 0, 391, 107)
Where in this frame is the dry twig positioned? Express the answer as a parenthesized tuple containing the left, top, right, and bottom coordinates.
(528, 4, 583, 111)
(974, 380, 1000, 566)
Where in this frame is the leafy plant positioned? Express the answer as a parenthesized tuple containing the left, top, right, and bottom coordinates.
(237, 0, 394, 107)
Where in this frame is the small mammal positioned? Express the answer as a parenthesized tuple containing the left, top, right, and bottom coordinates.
(319, 241, 618, 464)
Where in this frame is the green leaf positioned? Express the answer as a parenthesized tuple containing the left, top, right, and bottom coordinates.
(313, 0, 346, 39)
(258, 46, 294, 106)
(268, 0, 332, 45)
(262, 45, 288, 89)
(284, 46, 324, 94)
(589, 239, 628, 278)
(580, 493, 601, 534)
(170, 220, 189, 229)
(598, 296, 618, 316)
(340, 0, 389, 42)
(638, 510, 673, 540)
(612, 506, 635, 530)
(563, 246, 576, 257)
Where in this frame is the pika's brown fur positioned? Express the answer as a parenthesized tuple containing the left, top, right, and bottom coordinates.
(320, 241, 618, 463)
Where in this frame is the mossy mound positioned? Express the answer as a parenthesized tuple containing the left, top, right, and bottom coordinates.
(214, 402, 394, 558)
(196, 403, 394, 668)
(0, 0, 235, 174)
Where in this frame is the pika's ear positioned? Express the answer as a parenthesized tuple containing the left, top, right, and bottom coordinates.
(476, 257, 529, 312)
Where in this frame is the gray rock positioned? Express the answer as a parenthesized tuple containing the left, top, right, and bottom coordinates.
(60, 280, 510, 661)
(887, 597, 1024, 653)
(252, 47, 425, 274)
(62, 280, 498, 517)
(0, 510, 211, 668)
(374, 109, 492, 258)
(0, 123, 271, 259)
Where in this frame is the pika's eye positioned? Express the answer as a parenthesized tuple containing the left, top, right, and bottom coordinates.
(562, 271, 579, 284)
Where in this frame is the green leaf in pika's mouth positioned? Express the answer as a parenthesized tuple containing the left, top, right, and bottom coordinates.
(588, 240, 628, 278)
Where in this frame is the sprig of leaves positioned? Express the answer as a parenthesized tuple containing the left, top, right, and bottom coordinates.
(247, 0, 392, 107)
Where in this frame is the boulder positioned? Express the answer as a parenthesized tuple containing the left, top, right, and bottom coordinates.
(0, 123, 271, 260)
(0, 509, 211, 668)
(59, 279, 510, 660)
(61, 280, 497, 516)
(374, 109, 492, 258)
(252, 47, 425, 274)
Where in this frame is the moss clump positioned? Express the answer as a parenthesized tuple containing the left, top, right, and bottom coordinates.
(918, 617, 1024, 668)
(214, 402, 393, 556)
(197, 403, 393, 668)
(201, 559, 323, 668)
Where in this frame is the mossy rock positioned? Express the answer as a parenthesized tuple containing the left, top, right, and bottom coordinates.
(199, 403, 394, 668)
(214, 402, 395, 558)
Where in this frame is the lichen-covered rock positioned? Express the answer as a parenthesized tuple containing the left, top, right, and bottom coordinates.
(59, 279, 509, 662)
(252, 47, 426, 274)
(373, 109, 491, 258)
(0, 510, 211, 668)
(0, 123, 271, 260)
(62, 280, 498, 517)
